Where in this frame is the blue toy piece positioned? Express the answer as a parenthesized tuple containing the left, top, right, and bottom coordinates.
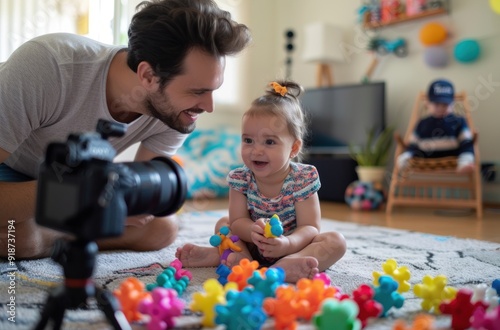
(215, 289, 267, 330)
(492, 279, 500, 296)
(373, 275, 405, 317)
(216, 264, 231, 285)
(210, 226, 230, 246)
(247, 267, 285, 298)
(313, 298, 361, 330)
(264, 214, 284, 238)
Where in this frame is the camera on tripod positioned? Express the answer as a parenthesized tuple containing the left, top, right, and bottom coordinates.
(35, 119, 187, 240)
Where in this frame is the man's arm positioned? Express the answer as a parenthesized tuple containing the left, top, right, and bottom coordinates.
(0, 147, 37, 227)
(133, 143, 162, 162)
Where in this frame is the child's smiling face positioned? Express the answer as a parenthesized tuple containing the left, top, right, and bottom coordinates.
(240, 112, 299, 181)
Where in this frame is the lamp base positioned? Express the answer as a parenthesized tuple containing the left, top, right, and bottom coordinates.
(316, 63, 333, 87)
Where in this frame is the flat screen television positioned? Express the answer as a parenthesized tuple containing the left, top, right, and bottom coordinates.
(301, 82, 386, 155)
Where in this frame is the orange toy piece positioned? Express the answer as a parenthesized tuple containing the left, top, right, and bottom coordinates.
(373, 258, 411, 293)
(413, 274, 457, 314)
(393, 313, 435, 330)
(190, 278, 238, 327)
(113, 277, 151, 322)
(263, 285, 309, 330)
(296, 278, 338, 320)
(227, 258, 260, 290)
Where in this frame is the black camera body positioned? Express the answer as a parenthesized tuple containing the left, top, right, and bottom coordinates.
(36, 119, 187, 241)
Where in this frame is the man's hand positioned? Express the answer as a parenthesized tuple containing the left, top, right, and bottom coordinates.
(125, 214, 155, 227)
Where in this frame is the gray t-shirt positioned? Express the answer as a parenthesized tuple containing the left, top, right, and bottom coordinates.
(0, 33, 187, 178)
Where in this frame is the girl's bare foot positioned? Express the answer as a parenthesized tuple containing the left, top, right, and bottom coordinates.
(175, 244, 220, 267)
(225, 250, 253, 269)
(273, 256, 319, 283)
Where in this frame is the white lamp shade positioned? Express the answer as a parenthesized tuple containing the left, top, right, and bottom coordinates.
(302, 22, 344, 63)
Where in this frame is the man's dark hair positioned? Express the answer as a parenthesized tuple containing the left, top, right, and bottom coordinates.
(127, 0, 251, 88)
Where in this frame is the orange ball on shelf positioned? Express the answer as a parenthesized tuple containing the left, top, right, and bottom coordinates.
(419, 22, 447, 46)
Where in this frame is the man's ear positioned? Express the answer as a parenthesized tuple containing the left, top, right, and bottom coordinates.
(136, 61, 158, 91)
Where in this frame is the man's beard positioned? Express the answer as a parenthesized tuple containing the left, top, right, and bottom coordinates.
(145, 91, 198, 134)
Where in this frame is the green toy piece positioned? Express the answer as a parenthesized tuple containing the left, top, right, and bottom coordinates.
(313, 298, 361, 330)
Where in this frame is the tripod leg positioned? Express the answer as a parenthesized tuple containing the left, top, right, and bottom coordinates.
(96, 288, 132, 330)
(33, 287, 66, 330)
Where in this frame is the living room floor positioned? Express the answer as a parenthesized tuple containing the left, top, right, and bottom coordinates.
(182, 199, 500, 244)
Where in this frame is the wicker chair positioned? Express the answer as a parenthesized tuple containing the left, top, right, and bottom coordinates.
(386, 91, 483, 218)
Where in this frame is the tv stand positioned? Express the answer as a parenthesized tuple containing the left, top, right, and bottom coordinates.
(304, 151, 358, 202)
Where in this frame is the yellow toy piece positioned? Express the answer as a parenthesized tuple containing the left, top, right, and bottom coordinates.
(189, 278, 238, 327)
(413, 274, 457, 314)
(373, 258, 411, 293)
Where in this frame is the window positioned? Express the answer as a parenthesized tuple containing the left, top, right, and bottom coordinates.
(0, 0, 242, 106)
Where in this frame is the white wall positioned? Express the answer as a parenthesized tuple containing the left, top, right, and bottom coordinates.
(206, 0, 500, 166)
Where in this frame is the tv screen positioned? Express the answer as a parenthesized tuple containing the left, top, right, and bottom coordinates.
(301, 82, 386, 154)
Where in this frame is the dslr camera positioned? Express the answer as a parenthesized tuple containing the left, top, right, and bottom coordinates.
(35, 119, 187, 241)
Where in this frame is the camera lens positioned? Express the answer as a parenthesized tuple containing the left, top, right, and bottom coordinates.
(120, 156, 187, 217)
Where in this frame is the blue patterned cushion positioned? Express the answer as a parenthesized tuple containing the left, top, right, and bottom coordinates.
(176, 129, 242, 198)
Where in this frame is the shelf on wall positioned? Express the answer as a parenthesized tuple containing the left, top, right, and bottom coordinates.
(363, 8, 448, 29)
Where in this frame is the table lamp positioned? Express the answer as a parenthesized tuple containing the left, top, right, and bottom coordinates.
(302, 22, 344, 87)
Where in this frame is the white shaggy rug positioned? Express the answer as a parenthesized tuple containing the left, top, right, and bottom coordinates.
(1, 210, 499, 329)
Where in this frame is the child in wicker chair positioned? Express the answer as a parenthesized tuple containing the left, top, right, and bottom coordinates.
(397, 79, 475, 173)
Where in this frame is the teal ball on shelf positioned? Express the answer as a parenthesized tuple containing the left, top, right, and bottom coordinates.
(345, 181, 385, 211)
(454, 39, 481, 63)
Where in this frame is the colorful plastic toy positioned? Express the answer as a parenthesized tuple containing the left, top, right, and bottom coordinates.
(264, 214, 284, 238)
(147, 266, 190, 295)
(209, 226, 242, 261)
(493, 279, 500, 296)
(113, 277, 151, 322)
(368, 37, 408, 57)
(351, 284, 383, 328)
(472, 283, 489, 303)
(313, 272, 332, 287)
(215, 264, 231, 285)
(373, 258, 411, 293)
(413, 274, 457, 314)
(190, 278, 238, 327)
(168, 258, 192, 281)
(139, 287, 184, 330)
(247, 267, 285, 298)
(215, 289, 267, 330)
(263, 285, 309, 330)
(296, 278, 339, 320)
(471, 305, 500, 330)
(345, 181, 385, 211)
(440, 288, 489, 330)
(373, 275, 405, 317)
(393, 313, 435, 330)
(227, 258, 260, 290)
(486, 286, 500, 310)
(313, 298, 361, 330)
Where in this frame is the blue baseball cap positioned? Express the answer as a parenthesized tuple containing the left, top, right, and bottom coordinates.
(428, 79, 454, 104)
